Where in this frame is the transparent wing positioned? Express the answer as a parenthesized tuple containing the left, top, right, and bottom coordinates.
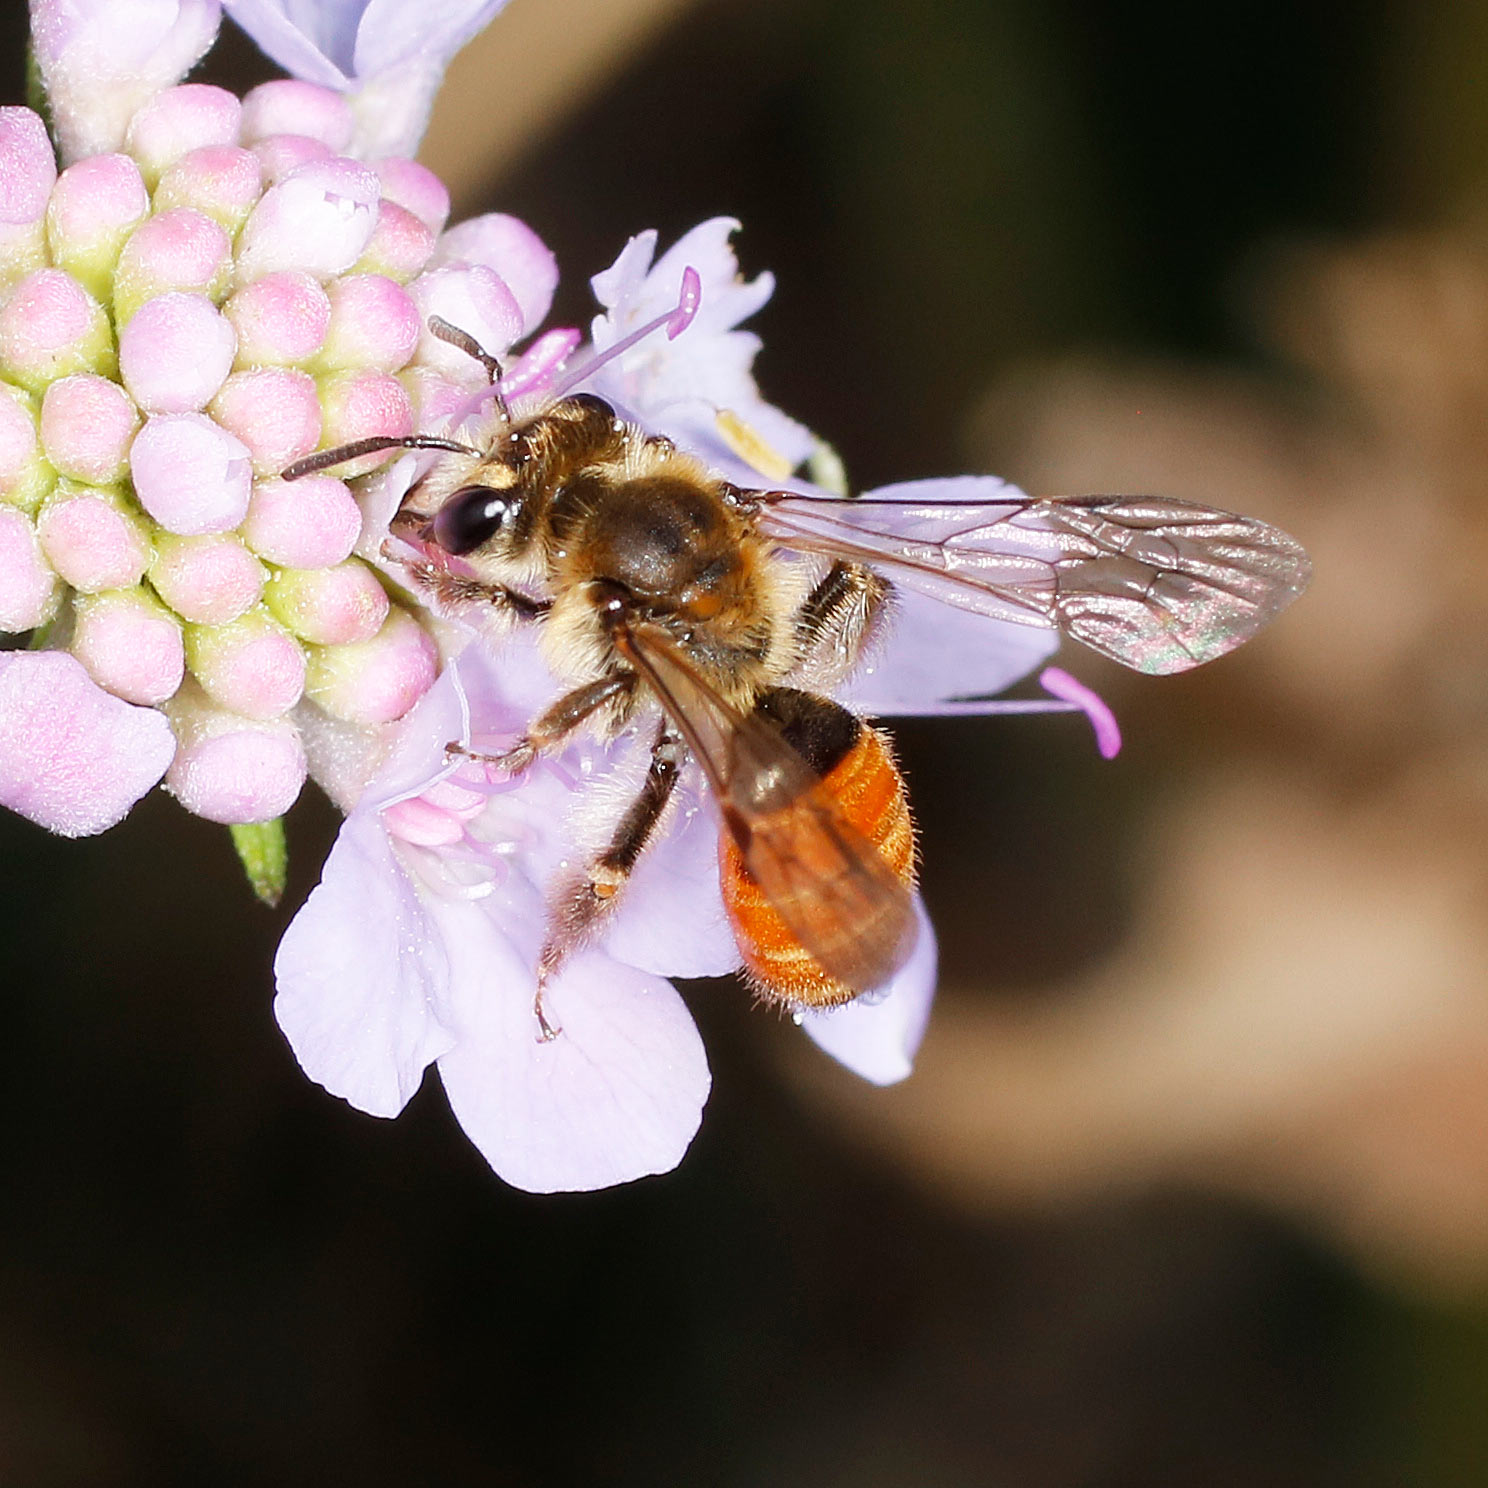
(612, 620, 917, 994)
(756, 477, 1312, 675)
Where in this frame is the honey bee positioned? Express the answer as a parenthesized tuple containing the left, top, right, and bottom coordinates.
(286, 315, 1311, 1039)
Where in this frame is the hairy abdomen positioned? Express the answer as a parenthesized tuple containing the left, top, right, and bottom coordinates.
(720, 719, 916, 1009)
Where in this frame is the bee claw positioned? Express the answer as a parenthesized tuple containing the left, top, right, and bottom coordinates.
(534, 999, 562, 1043)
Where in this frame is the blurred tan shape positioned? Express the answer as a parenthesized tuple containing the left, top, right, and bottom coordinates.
(420, 0, 699, 213)
(791, 222, 1488, 1292)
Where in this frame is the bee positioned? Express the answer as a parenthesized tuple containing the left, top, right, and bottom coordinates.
(285, 314, 1311, 1040)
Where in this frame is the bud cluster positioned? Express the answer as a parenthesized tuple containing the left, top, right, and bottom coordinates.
(0, 79, 554, 825)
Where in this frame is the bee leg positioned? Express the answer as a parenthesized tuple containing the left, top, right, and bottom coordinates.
(793, 560, 890, 680)
(448, 673, 636, 775)
(531, 721, 684, 1032)
(395, 553, 552, 622)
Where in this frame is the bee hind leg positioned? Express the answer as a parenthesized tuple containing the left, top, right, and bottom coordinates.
(448, 673, 635, 774)
(530, 721, 684, 1037)
(792, 560, 890, 685)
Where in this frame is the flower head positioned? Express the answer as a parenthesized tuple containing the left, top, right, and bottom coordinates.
(8, 0, 1135, 1193)
(0, 10, 554, 833)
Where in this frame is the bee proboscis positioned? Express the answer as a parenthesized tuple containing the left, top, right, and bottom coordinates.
(285, 313, 1311, 1039)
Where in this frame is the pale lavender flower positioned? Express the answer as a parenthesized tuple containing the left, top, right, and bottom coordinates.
(222, 0, 512, 158)
(270, 220, 1128, 1189)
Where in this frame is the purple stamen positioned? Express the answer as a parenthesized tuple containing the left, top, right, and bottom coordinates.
(542, 266, 704, 403)
(444, 325, 583, 431)
(500, 326, 582, 400)
(1039, 666, 1122, 759)
(668, 265, 702, 337)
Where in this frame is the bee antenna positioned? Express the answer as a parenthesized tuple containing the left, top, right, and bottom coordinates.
(426, 316, 512, 421)
(542, 264, 702, 403)
(281, 434, 484, 481)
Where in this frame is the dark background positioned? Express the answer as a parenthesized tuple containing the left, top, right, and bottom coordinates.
(4, 1, 1486, 1482)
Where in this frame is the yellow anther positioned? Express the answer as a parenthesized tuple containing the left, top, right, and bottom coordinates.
(716, 409, 793, 482)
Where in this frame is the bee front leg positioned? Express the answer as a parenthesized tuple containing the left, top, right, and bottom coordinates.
(447, 673, 636, 775)
(394, 552, 552, 623)
(531, 721, 684, 1040)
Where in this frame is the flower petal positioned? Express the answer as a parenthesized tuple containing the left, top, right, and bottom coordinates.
(601, 778, 741, 980)
(353, 0, 510, 76)
(836, 590, 1058, 716)
(221, 1, 354, 85)
(0, 650, 175, 835)
(798, 896, 937, 1085)
(436, 946, 710, 1192)
(274, 810, 458, 1116)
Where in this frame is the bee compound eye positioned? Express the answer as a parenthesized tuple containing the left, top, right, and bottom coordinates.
(430, 485, 517, 554)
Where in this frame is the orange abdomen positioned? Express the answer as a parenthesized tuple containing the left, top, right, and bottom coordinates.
(719, 724, 916, 1008)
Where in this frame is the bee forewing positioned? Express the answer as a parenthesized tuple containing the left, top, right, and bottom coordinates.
(615, 622, 918, 993)
(759, 483, 1312, 675)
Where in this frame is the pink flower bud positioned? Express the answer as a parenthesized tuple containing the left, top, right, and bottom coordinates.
(0, 385, 56, 514)
(408, 265, 523, 384)
(0, 509, 62, 631)
(123, 84, 242, 188)
(0, 269, 116, 394)
(112, 207, 233, 323)
(153, 146, 264, 235)
(399, 364, 471, 430)
(305, 606, 437, 724)
(130, 413, 252, 535)
(265, 560, 389, 645)
(118, 293, 237, 413)
(241, 81, 354, 153)
(352, 200, 436, 283)
(432, 214, 558, 334)
(250, 133, 333, 186)
(31, 0, 221, 164)
(44, 153, 151, 303)
(316, 370, 414, 476)
(0, 650, 175, 836)
(71, 586, 185, 705)
(163, 679, 307, 823)
(375, 158, 450, 234)
(242, 475, 361, 569)
(316, 274, 421, 373)
(0, 108, 58, 290)
(0, 108, 57, 224)
(37, 481, 151, 592)
(185, 606, 307, 719)
(223, 272, 331, 367)
(237, 158, 382, 283)
(149, 531, 265, 624)
(40, 374, 140, 484)
(209, 368, 321, 475)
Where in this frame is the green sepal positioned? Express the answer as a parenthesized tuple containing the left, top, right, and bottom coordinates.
(25, 45, 56, 155)
(230, 819, 289, 908)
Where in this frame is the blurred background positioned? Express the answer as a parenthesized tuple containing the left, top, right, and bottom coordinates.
(4, 0, 1488, 1481)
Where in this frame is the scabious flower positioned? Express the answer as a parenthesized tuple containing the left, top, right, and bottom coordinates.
(5, 0, 1121, 1191)
(275, 222, 1120, 1191)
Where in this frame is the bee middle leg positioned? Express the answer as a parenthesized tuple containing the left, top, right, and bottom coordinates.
(531, 721, 684, 1039)
(448, 673, 636, 774)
